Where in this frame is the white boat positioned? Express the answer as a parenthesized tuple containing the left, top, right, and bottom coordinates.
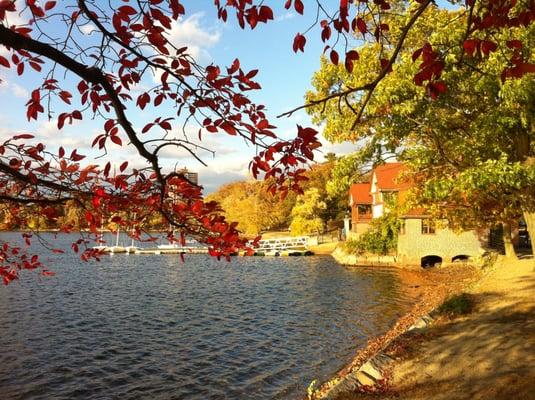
(105, 228, 126, 253)
(125, 229, 139, 254)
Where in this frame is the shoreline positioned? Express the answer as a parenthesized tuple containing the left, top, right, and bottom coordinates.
(311, 261, 483, 399)
(314, 255, 534, 400)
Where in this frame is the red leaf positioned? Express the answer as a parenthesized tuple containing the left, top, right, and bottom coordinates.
(434, 81, 447, 93)
(70, 150, 85, 161)
(0, 56, 10, 68)
(506, 40, 522, 49)
(356, 17, 367, 34)
(142, 123, 154, 134)
(294, 0, 304, 14)
(412, 48, 423, 62)
(321, 25, 331, 42)
(221, 121, 237, 135)
(293, 33, 306, 53)
(13, 134, 34, 140)
(59, 91, 72, 104)
(44, 1, 56, 11)
(258, 6, 274, 22)
(118, 5, 137, 15)
(346, 50, 359, 61)
(110, 135, 122, 146)
(160, 121, 172, 130)
(519, 63, 535, 74)
(481, 40, 497, 56)
(330, 50, 339, 65)
(119, 161, 128, 172)
(463, 39, 479, 57)
(228, 58, 240, 74)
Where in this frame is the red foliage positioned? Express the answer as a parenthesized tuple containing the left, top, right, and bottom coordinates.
(0, 0, 534, 283)
(0, 0, 325, 283)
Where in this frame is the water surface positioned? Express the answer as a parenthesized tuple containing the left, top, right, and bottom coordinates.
(0, 233, 413, 399)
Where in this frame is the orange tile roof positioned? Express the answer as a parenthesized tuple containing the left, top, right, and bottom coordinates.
(350, 183, 372, 204)
(373, 162, 411, 190)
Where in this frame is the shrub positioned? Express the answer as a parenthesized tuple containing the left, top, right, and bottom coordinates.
(343, 213, 400, 255)
(437, 293, 473, 317)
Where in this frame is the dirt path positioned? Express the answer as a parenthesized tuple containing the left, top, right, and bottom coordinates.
(387, 258, 535, 400)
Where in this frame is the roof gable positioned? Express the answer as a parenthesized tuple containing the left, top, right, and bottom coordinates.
(372, 162, 409, 191)
(349, 183, 372, 205)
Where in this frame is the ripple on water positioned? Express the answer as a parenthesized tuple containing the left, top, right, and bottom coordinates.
(0, 233, 414, 400)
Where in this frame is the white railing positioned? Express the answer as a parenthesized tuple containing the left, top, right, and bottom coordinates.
(254, 236, 309, 251)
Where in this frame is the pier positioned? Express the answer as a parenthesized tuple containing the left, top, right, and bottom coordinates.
(94, 236, 313, 256)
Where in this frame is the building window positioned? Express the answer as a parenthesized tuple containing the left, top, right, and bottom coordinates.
(357, 204, 372, 216)
(421, 219, 436, 235)
(399, 219, 406, 235)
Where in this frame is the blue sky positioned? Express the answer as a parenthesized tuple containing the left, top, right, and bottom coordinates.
(0, 1, 354, 193)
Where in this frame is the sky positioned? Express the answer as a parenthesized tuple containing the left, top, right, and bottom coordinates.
(0, 1, 356, 193)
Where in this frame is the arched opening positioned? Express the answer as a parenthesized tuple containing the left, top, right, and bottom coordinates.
(452, 254, 470, 263)
(421, 255, 442, 268)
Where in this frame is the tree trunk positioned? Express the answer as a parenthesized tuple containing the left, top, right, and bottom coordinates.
(502, 222, 518, 260)
(522, 210, 535, 255)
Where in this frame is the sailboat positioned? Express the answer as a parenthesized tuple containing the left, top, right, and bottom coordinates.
(125, 227, 139, 254)
(93, 217, 107, 252)
(107, 227, 126, 254)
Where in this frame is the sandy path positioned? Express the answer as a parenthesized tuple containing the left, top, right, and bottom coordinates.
(388, 258, 535, 400)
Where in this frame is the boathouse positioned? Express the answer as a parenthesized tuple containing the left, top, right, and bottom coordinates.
(349, 162, 487, 267)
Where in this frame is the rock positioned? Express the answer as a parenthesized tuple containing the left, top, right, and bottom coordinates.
(322, 375, 360, 400)
(408, 314, 434, 331)
(359, 360, 383, 381)
(355, 370, 377, 386)
(370, 352, 393, 370)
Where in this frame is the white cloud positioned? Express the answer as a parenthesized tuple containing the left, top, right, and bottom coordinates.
(11, 83, 28, 98)
(0, 79, 28, 99)
(155, 136, 238, 161)
(80, 23, 97, 35)
(198, 167, 250, 194)
(166, 13, 221, 63)
(5, 1, 28, 27)
(317, 140, 356, 161)
(276, 11, 297, 22)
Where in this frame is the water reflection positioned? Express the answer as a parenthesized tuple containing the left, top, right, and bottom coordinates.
(0, 233, 413, 399)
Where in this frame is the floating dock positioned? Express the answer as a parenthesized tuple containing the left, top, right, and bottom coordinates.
(94, 236, 314, 256)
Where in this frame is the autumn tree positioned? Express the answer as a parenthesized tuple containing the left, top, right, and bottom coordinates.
(289, 188, 327, 236)
(0, 1, 323, 284)
(307, 5, 535, 257)
(206, 180, 296, 236)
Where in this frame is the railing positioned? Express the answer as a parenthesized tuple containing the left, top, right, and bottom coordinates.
(254, 236, 309, 251)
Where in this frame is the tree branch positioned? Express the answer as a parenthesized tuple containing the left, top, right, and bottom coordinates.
(277, 0, 433, 123)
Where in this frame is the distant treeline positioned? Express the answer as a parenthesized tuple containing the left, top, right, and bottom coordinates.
(206, 158, 347, 236)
